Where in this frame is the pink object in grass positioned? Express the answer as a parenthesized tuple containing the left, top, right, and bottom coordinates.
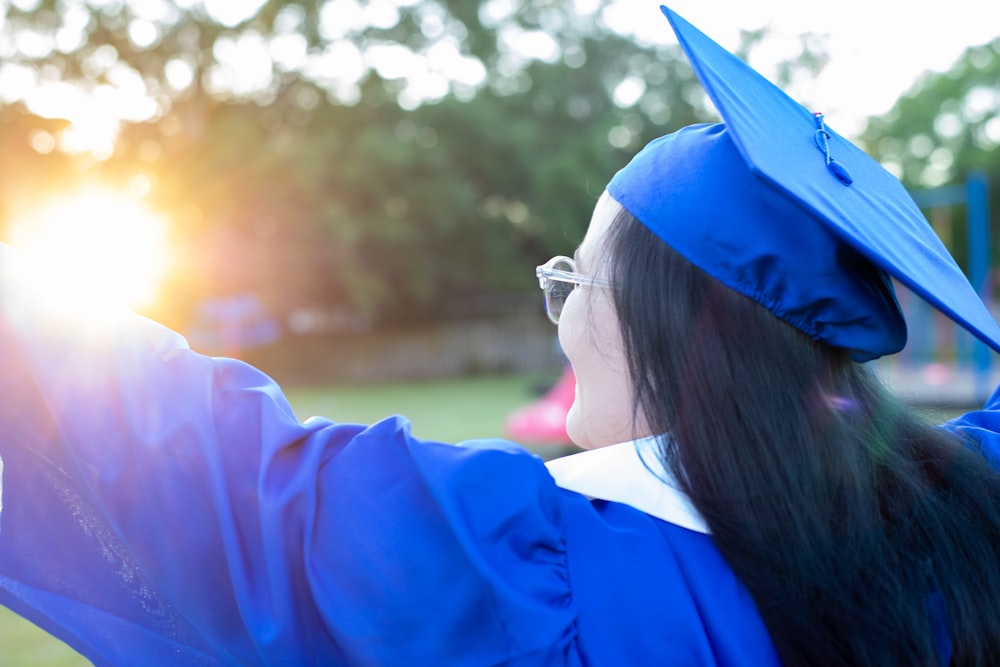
(504, 366, 576, 445)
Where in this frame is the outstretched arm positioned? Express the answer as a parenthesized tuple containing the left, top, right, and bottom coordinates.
(0, 245, 576, 666)
(0, 244, 354, 663)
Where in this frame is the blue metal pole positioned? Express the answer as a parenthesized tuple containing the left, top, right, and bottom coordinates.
(967, 170, 992, 401)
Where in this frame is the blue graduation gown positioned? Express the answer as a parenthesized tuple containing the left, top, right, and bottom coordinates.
(0, 251, 993, 665)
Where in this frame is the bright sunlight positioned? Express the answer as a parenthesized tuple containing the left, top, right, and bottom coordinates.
(6, 187, 171, 312)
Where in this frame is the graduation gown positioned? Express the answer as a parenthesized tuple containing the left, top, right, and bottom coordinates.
(0, 249, 995, 666)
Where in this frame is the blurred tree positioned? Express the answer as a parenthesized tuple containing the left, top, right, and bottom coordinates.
(0, 102, 77, 224)
(863, 38, 1000, 189)
(0, 0, 828, 329)
(862, 36, 1000, 268)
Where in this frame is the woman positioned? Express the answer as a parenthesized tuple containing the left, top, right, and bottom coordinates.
(556, 191, 1000, 665)
(1, 6, 999, 666)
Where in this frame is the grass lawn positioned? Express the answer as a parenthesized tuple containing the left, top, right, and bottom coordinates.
(0, 371, 570, 666)
(285, 371, 569, 447)
(0, 608, 91, 666)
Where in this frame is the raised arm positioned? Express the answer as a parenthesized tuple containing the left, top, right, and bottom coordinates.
(0, 246, 576, 666)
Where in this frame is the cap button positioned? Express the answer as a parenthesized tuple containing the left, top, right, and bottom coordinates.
(827, 159, 854, 185)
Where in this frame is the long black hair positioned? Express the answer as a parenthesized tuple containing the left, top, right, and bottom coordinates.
(604, 207, 1000, 666)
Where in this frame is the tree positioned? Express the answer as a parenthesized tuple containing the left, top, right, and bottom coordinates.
(862, 38, 1000, 189)
(0, 1, 828, 329)
(861, 37, 1000, 268)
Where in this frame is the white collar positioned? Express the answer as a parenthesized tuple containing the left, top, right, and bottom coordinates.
(544, 437, 710, 534)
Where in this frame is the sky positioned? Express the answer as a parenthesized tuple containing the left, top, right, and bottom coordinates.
(604, 0, 1000, 138)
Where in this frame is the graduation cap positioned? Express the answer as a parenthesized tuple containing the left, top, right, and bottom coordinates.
(606, 5, 1000, 361)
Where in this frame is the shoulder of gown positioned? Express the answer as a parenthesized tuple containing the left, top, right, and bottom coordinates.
(938, 382, 1000, 470)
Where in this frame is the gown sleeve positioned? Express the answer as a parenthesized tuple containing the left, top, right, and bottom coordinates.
(938, 382, 1000, 470)
(0, 248, 578, 666)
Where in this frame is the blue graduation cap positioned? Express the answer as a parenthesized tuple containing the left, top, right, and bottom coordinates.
(607, 5, 1000, 361)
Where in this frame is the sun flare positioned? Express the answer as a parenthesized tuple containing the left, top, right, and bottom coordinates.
(6, 187, 171, 312)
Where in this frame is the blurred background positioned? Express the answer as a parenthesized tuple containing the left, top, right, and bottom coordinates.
(2, 0, 1000, 663)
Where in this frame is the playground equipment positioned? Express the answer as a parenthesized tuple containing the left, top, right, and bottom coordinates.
(878, 171, 995, 404)
(504, 366, 576, 446)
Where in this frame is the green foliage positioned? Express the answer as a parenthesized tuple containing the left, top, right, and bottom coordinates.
(0, 1, 828, 329)
(862, 37, 1000, 267)
(863, 38, 1000, 188)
